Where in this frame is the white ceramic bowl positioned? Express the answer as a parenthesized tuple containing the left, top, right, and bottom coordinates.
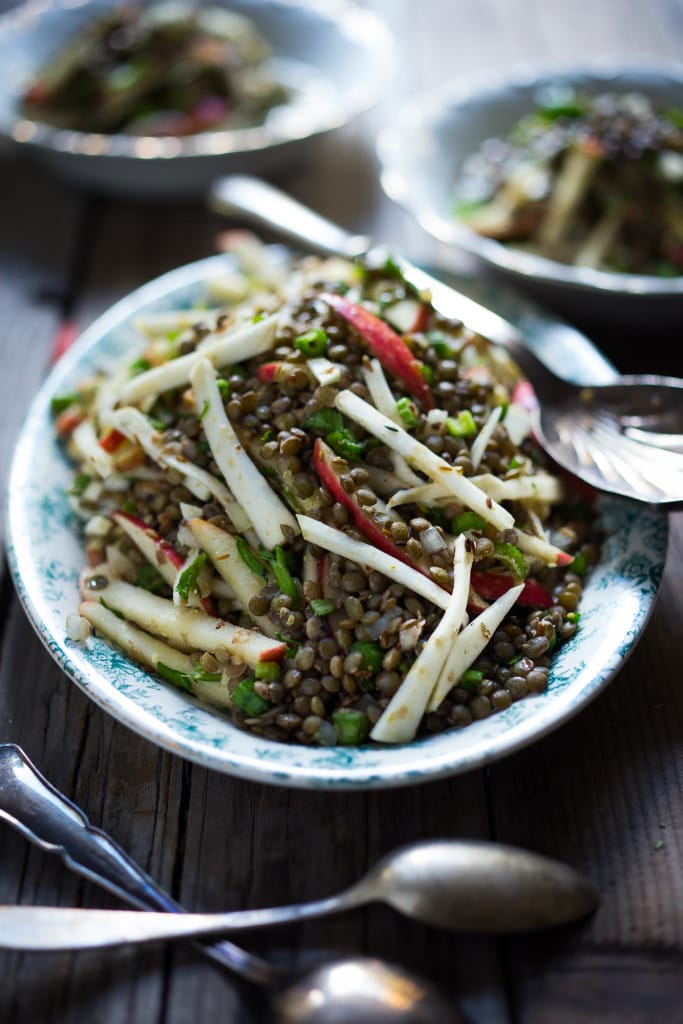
(0, 0, 394, 196)
(377, 63, 683, 323)
(6, 249, 667, 789)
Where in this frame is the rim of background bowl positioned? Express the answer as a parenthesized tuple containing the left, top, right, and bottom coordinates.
(0, 0, 395, 162)
(377, 59, 683, 297)
(5, 252, 668, 789)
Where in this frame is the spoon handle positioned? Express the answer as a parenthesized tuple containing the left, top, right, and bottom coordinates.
(0, 906, 276, 952)
(0, 744, 276, 985)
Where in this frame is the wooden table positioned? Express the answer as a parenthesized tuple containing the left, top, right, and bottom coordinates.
(1, 1, 682, 1020)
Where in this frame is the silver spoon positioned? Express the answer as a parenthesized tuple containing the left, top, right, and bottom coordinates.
(209, 175, 683, 508)
(0, 833, 598, 950)
(0, 745, 594, 1022)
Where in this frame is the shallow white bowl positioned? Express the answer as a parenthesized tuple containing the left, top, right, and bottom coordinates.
(0, 0, 394, 196)
(377, 63, 683, 323)
(6, 249, 667, 789)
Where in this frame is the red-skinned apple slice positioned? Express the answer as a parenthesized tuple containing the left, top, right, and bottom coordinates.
(470, 571, 553, 608)
(320, 293, 434, 409)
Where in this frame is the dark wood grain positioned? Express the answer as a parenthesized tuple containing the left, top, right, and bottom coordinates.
(0, 0, 682, 1021)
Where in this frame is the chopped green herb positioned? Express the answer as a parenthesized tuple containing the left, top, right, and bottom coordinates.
(395, 396, 419, 429)
(295, 328, 328, 357)
(231, 677, 270, 716)
(254, 662, 280, 682)
(566, 611, 581, 623)
(198, 400, 210, 419)
(136, 563, 168, 595)
(99, 598, 124, 620)
(236, 537, 267, 578)
(275, 631, 300, 658)
(451, 510, 487, 534)
(421, 364, 436, 385)
(508, 456, 523, 469)
(176, 552, 208, 601)
(156, 661, 193, 692)
(350, 640, 384, 674)
(260, 428, 275, 443)
(310, 598, 336, 616)
(252, 313, 266, 323)
(216, 378, 231, 398)
(68, 472, 92, 498)
(51, 393, 81, 416)
(493, 542, 526, 581)
(462, 669, 484, 684)
(166, 329, 181, 341)
(446, 410, 477, 437)
(121, 500, 138, 515)
(129, 357, 151, 376)
(332, 708, 370, 745)
(304, 408, 367, 461)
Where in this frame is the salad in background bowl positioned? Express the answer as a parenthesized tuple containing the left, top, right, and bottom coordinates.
(0, 0, 394, 196)
(377, 64, 683, 324)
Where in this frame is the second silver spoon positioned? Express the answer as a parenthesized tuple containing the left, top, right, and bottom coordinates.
(0, 838, 596, 951)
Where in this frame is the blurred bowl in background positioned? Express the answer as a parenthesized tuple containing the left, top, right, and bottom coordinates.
(0, 0, 395, 197)
(377, 63, 683, 327)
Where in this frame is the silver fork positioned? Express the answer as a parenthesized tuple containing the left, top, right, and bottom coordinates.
(0, 743, 277, 985)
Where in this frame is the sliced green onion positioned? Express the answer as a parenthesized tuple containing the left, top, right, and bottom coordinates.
(192, 664, 223, 683)
(254, 662, 280, 681)
(493, 542, 526, 581)
(310, 598, 336, 617)
(421, 364, 436, 385)
(156, 661, 193, 692)
(295, 328, 328, 357)
(51, 393, 81, 415)
(332, 709, 370, 746)
(261, 546, 298, 605)
(451, 511, 487, 534)
(350, 641, 384, 674)
(236, 537, 267, 578)
(176, 551, 208, 601)
(395, 396, 419, 428)
(571, 552, 588, 575)
(446, 410, 477, 437)
(462, 669, 484, 684)
(216, 378, 231, 398)
(231, 677, 270, 716)
(427, 331, 452, 357)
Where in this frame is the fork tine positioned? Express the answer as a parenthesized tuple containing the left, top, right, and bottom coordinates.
(590, 419, 683, 499)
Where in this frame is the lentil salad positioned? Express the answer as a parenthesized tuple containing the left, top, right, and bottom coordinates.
(55, 239, 596, 747)
(454, 89, 683, 276)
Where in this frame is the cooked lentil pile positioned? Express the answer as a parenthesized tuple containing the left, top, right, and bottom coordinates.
(55, 243, 597, 747)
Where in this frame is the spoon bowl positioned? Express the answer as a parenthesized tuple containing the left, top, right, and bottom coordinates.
(210, 175, 683, 508)
(271, 957, 463, 1024)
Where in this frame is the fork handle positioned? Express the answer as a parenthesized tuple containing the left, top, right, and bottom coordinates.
(0, 744, 276, 985)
